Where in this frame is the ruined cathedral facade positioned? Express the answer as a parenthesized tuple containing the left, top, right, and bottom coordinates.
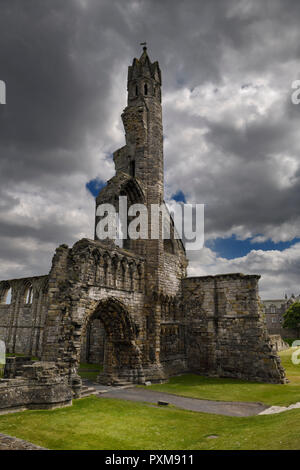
(0, 48, 285, 410)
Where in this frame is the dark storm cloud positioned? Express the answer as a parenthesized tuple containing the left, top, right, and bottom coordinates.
(0, 0, 126, 169)
(0, 0, 299, 296)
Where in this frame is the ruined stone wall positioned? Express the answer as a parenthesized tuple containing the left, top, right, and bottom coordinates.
(182, 274, 286, 383)
(153, 291, 187, 376)
(37, 237, 187, 384)
(161, 248, 186, 296)
(40, 239, 155, 383)
(269, 334, 289, 352)
(0, 276, 49, 357)
(80, 319, 105, 364)
(0, 362, 72, 412)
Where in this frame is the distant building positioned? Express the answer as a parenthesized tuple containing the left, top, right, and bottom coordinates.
(262, 295, 300, 339)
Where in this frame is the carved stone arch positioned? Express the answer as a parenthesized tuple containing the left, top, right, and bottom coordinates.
(22, 280, 34, 305)
(86, 297, 144, 385)
(137, 263, 144, 291)
(0, 281, 12, 305)
(78, 252, 90, 279)
(169, 298, 176, 321)
(103, 250, 111, 261)
(120, 178, 146, 206)
(130, 80, 138, 98)
(111, 253, 120, 266)
(119, 178, 146, 251)
(120, 257, 127, 289)
(111, 254, 120, 287)
(92, 249, 101, 283)
(92, 248, 101, 263)
(102, 251, 111, 285)
(128, 260, 137, 290)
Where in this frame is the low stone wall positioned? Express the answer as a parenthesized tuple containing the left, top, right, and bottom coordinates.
(0, 362, 72, 414)
(0, 433, 47, 450)
(4, 356, 34, 379)
(269, 334, 290, 352)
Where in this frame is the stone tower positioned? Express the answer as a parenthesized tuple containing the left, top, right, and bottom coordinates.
(93, 47, 187, 380)
(116, 45, 163, 197)
(95, 46, 187, 297)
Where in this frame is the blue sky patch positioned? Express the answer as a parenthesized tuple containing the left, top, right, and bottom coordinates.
(86, 178, 106, 198)
(206, 235, 300, 260)
(171, 190, 187, 203)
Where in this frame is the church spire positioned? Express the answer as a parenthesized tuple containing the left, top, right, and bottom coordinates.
(139, 42, 149, 64)
(127, 45, 161, 105)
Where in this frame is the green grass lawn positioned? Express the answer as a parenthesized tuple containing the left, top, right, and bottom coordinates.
(5, 353, 39, 360)
(78, 362, 103, 381)
(142, 348, 300, 406)
(0, 348, 299, 450)
(0, 396, 299, 450)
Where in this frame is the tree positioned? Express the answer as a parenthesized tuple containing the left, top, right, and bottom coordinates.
(283, 302, 300, 338)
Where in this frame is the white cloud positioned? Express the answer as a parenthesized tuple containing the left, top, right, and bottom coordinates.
(188, 243, 300, 299)
(0, 0, 299, 294)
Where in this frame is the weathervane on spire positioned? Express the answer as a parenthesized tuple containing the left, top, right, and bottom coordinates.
(140, 42, 147, 51)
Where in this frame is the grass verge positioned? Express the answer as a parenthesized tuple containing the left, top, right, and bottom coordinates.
(78, 362, 103, 381)
(0, 396, 299, 450)
(141, 349, 300, 406)
(0, 349, 299, 449)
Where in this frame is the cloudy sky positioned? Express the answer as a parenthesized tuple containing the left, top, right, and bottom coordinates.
(0, 0, 300, 299)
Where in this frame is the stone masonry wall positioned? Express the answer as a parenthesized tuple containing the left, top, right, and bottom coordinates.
(183, 274, 286, 383)
(0, 276, 49, 357)
(80, 319, 105, 364)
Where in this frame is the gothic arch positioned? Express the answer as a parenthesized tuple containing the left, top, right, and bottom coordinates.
(23, 281, 34, 305)
(0, 282, 12, 305)
(119, 177, 145, 206)
(83, 298, 144, 385)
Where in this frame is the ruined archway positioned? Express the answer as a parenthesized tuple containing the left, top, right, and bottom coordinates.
(80, 317, 105, 365)
(86, 298, 144, 385)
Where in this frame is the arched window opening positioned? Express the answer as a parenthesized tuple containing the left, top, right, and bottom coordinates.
(135, 85, 138, 96)
(144, 83, 148, 95)
(25, 284, 34, 305)
(164, 238, 174, 254)
(5, 288, 12, 305)
(2, 287, 12, 305)
(130, 160, 135, 178)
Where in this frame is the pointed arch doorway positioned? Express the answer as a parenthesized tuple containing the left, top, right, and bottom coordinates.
(87, 298, 145, 385)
